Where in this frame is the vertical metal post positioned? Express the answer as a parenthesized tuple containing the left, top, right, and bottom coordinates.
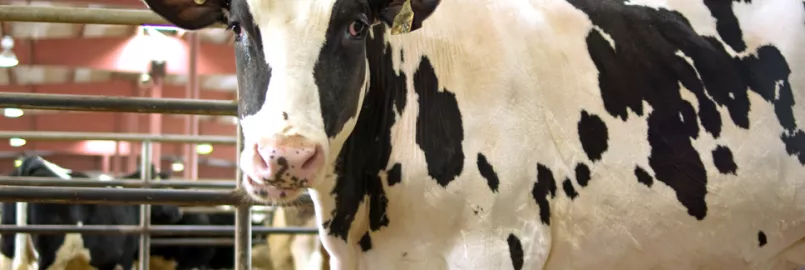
(185, 32, 200, 181)
(127, 81, 140, 173)
(11, 202, 28, 270)
(127, 115, 140, 173)
(113, 141, 122, 176)
(138, 141, 152, 270)
(148, 63, 163, 174)
(234, 119, 251, 270)
(101, 154, 111, 173)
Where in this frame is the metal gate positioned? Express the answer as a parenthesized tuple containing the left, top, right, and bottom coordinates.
(0, 5, 317, 270)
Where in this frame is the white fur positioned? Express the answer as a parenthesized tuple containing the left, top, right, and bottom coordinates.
(237, 0, 805, 269)
(39, 158, 72, 180)
(265, 206, 325, 270)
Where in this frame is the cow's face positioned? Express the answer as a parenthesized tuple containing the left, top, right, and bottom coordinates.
(144, 0, 439, 203)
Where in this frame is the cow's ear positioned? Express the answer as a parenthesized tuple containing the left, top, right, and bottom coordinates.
(373, 0, 440, 35)
(143, 0, 227, 30)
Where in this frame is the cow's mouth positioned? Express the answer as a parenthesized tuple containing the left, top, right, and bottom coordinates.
(243, 175, 306, 204)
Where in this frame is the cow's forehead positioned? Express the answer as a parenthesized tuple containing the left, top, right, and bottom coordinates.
(244, 0, 339, 26)
(242, 0, 339, 75)
(236, 0, 369, 148)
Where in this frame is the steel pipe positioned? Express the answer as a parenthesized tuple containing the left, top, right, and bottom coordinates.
(0, 186, 249, 206)
(0, 225, 318, 235)
(0, 186, 313, 206)
(180, 206, 275, 214)
(0, 131, 235, 144)
(0, 92, 237, 116)
(138, 141, 153, 270)
(186, 32, 202, 181)
(12, 202, 27, 269)
(0, 6, 227, 28)
(234, 117, 252, 270)
(179, 205, 276, 214)
(151, 238, 268, 246)
(0, 177, 236, 189)
(0, 6, 167, 25)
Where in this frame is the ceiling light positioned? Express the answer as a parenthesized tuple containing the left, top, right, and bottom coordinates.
(98, 174, 113, 181)
(0, 36, 18, 68)
(171, 161, 185, 172)
(139, 73, 151, 84)
(9, 137, 25, 147)
(196, 144, 213, 155)
(3, 108, 23, 118)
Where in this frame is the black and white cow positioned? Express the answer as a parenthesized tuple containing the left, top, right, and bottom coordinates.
(0, 156, 183, 270)
(144, 0, 805, 269)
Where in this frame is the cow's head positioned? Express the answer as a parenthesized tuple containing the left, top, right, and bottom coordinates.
(144, 0, 440, 203)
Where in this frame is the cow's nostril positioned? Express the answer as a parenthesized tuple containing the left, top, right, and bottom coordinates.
(254, 143, 269, 168)
(300, 147, 319, 170)
(250, 137, 322, 188)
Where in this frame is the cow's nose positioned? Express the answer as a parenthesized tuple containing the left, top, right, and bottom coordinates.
(253, 136, 323, 188)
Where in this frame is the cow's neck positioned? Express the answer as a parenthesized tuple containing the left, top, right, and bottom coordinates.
(315, 23, 404, 244)
(314, 1, 546, 256)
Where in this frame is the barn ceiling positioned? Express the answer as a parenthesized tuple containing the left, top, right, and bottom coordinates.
(0, 0, 241, 178)
(0, 0, 238, 93)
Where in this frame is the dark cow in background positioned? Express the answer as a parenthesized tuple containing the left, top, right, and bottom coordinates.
(147, 179, 256, 270)
(149, 205, 282, 270)
(145, 0, 805, 269)
(148, 209, 217, 270)
(147, 207, 233, 270)
(0, 156, 182, 270)
(148, 198, 326, 270)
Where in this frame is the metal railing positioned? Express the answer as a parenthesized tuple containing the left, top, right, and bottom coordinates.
(0, 225, 317, 235)
(0, 4, 299, 269)
(0, 128, 273, 270)
(0, 5, 224, 28)
(0, 130, 238, 144)
(0, 131, 266, 270)
(0, 177, 237, 189)
(0, 92, 238, 116)
(151, 238, 269, 247)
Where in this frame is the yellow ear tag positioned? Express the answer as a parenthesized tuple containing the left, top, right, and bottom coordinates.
(194, 0, 206, 5)
(390, 0, 415, 35)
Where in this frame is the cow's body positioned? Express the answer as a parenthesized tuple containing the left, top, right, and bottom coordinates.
(145, 0, 805, 269)
(0, 157, 183, 270)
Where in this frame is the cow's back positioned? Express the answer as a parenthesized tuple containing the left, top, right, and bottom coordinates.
(533, 1, 805, 269)
(352, 0, 805, 269)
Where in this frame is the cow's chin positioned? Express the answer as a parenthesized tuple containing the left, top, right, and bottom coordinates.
(243, 176, 307, 205)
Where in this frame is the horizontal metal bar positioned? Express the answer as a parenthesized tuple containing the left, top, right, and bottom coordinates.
(151, 238, 267, 246)
(0, 225, 318, 235)
(0, 6, 226, 28)
(0, 186, 253, 206)
(0, 92, 237, 116)
(0, 131, 236, 144)
(0, 177, 236, 189)
(181, 207, 272, 214)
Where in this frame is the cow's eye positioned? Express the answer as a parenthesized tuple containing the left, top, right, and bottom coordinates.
(348, 20, 368, 39)
(228, 21, 242, 36)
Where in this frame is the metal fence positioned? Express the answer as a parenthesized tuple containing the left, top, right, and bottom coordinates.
(0, 110, 319, 270)
(0, 5, 314, 270)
